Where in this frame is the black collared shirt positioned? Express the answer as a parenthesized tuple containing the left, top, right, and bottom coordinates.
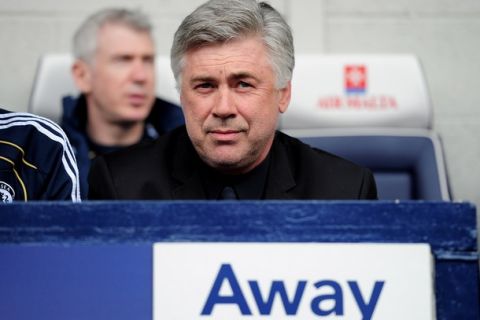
(198, 155, 271, 200)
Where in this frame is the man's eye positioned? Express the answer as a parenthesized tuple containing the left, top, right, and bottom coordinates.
(143, 56, 155, 65)
(238, 81, 252, 88)
(195, 83, 214, 89)
(113, 56, 132, 63)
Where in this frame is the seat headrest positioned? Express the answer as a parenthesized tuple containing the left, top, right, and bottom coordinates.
(154, 56, 181, 106)
(29, 54, 180, 123)
(280, 54, 432, 130)
(29, 54, 77, 123)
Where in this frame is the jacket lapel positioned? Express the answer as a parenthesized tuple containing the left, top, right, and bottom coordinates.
(170, 129, 207, 199)
(264, 133, 297, 199)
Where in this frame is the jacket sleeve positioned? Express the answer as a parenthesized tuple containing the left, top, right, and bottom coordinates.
(41, 145, 81, 202)
(358, 168, 378, 200)
(88, 156, 118, 200)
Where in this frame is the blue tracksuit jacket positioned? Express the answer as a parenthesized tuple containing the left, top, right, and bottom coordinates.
(0, 107, 81, 202)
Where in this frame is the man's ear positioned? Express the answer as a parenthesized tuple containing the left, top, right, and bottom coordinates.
(72, 60, 93, 94)
(278, 81, 291, 114)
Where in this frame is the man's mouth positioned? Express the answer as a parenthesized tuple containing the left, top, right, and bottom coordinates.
(208, 129, 243, 141)
(128, 94, 147, 106)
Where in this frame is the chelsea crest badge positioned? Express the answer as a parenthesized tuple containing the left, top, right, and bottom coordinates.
(0, 181, 15, 203)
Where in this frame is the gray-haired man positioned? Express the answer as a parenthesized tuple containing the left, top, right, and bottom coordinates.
(89, 0, 377, 200)
(62, 8, 184, 198)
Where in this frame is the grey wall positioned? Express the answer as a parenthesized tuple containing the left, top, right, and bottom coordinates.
(0, 0, 478, 214)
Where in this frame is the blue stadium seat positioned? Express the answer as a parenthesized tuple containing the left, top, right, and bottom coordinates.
(296, 129, 449, 200)
(281, 54, 450, 200)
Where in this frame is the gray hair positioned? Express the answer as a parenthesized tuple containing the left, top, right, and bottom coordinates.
(171, 0, 294, 89)
(73, 8, 153, 64)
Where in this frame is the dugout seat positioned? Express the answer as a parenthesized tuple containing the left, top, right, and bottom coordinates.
(280, 54, 450, 200)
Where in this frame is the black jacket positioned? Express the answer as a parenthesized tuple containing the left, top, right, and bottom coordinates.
(88, 126, 377, 200)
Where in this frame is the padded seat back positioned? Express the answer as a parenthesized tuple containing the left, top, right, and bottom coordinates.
(281, 54, 450, 200)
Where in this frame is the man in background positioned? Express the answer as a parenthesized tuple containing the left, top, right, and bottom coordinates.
(88, 0, 377, 200)
(62, 8, 184, 198)
(0, 107, 80, 202)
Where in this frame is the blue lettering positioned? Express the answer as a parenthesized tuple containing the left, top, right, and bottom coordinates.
(248, 280, 306, 315)
(201, 264, 252, 315)
(310, 280, 344, 316)
(348, 281, 385, 320)
(201, 264, 385, 318)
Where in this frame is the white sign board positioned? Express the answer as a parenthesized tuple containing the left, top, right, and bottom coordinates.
(153, 243, 435, 320)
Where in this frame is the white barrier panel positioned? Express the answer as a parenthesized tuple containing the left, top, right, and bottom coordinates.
(153, 243, 435, 320)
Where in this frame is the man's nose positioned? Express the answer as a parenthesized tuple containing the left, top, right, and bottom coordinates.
(131, 60, 152, 83)
(212, 87, 236, 118)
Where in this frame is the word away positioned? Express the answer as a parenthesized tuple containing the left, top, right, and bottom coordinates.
(201, 264, 384, 319)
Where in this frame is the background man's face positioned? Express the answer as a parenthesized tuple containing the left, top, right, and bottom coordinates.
(84, 23, 156, 124)
(180, 36, 291, 174)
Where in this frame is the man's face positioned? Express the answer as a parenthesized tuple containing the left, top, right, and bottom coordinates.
(78, 23, 156, 124)
(180, 36, 291, 174)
